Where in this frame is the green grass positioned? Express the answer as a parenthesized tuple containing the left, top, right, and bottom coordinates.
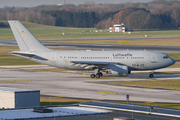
(1, 21, 180, 40)
(40, 97, 89, 106)
(168, 62, 180, 68)
(0, 46, 39, 66)
(166, 53, 180, 59)
(111, 80, 180, 90)
(0, 55, 39, 65)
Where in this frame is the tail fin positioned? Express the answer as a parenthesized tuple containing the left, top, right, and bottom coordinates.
(8, 21, 50, 51)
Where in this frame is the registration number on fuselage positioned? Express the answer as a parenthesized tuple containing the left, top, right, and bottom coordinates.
(132, 63, 144, 68)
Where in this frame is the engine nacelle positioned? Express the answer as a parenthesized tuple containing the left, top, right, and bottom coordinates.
(109, 65, 128, 77)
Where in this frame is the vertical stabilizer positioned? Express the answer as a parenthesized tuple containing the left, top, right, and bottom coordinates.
(8, 21, 50, 51)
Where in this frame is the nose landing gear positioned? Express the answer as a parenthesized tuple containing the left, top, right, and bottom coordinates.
(149, 74, 154, 78)
(149, 71, 154, 78)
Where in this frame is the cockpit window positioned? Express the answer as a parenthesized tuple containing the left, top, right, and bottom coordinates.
(163, 56, 169, 59)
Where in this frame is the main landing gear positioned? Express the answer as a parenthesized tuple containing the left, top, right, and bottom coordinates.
(90, 72, 103, 78)
(90, 68, 103, 78)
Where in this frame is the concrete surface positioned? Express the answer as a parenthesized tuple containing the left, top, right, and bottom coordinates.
(0, 65, 180, 103)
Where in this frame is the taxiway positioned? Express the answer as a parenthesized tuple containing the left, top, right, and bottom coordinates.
(0, 65, 180, 103)
(0, 40, 180, 53)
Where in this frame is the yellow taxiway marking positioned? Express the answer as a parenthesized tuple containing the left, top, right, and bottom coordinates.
(0, 80, 31, 84)
(122, 42, 130, 44)
(99, 92, 122, 95)
(0, 82, 9, 84)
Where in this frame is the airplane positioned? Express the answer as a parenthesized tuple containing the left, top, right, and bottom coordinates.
(8, 21, 175, 78)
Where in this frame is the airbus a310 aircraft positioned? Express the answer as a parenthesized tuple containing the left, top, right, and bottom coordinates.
(8, 21, 175, 78)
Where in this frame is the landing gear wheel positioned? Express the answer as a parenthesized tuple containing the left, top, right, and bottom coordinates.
(90, 74, 95, 78)
(99, 72, 103, 77)
(95, 74, 101, 78)
(149, 74, 154, 78)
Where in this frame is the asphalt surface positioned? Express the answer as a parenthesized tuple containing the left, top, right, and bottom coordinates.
(1, 65, 180, 103)
(38, 36, 180, 40)
(3, 36, 180, 41)
(80, 101, 180, 117)
(1, 39, 180, 53)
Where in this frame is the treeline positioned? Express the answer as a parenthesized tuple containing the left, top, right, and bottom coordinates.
(112, 8, 175, 29)
(0, 22, 9, 28)
(43, 10, 119, 28)
(0, 6, 56, 26)
(1, 0, 180, 29)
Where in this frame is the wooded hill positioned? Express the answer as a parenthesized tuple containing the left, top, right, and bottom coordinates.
(1, 0, 180, 29)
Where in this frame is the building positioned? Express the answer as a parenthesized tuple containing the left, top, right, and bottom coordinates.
(0, 87, 40, 109)
(109, 23, 125, 33)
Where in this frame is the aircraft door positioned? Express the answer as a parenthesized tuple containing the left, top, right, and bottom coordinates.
(50, 53, 56, 62)
(151, 54, 157, 63)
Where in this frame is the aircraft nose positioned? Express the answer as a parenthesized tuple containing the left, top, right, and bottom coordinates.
(170, 58, 176, 65)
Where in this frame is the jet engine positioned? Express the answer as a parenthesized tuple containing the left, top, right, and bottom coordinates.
(108, 65, 128, 77)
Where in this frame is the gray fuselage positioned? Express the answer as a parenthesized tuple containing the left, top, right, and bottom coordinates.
(30, 50, 175, 71)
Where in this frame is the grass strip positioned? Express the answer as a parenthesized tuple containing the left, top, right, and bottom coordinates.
(40, 97, 89, 106)
(1, 21, 180, 40)
(110, 80, 180, 90)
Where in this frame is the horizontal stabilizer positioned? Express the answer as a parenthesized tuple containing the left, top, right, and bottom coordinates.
(11, 51, 48, 61)
(10, 51, 35, 57)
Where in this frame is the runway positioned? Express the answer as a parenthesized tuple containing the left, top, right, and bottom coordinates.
(39, 36, 180, 41)
(0, 39, 180, 53)
(0, 65, 180, 103)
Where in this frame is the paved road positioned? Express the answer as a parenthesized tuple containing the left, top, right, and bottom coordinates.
(0, 40, 180, 53)
(0, 65, 180, 103)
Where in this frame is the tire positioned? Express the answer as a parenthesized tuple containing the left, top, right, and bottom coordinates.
(90, 74, 95, 78)
(95, 74, 100, 78)
(149, 74, 154, 78)
(99, 72, 103, 77)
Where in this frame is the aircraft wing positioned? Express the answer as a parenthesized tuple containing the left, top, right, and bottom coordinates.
(70, 61, 117, 69)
